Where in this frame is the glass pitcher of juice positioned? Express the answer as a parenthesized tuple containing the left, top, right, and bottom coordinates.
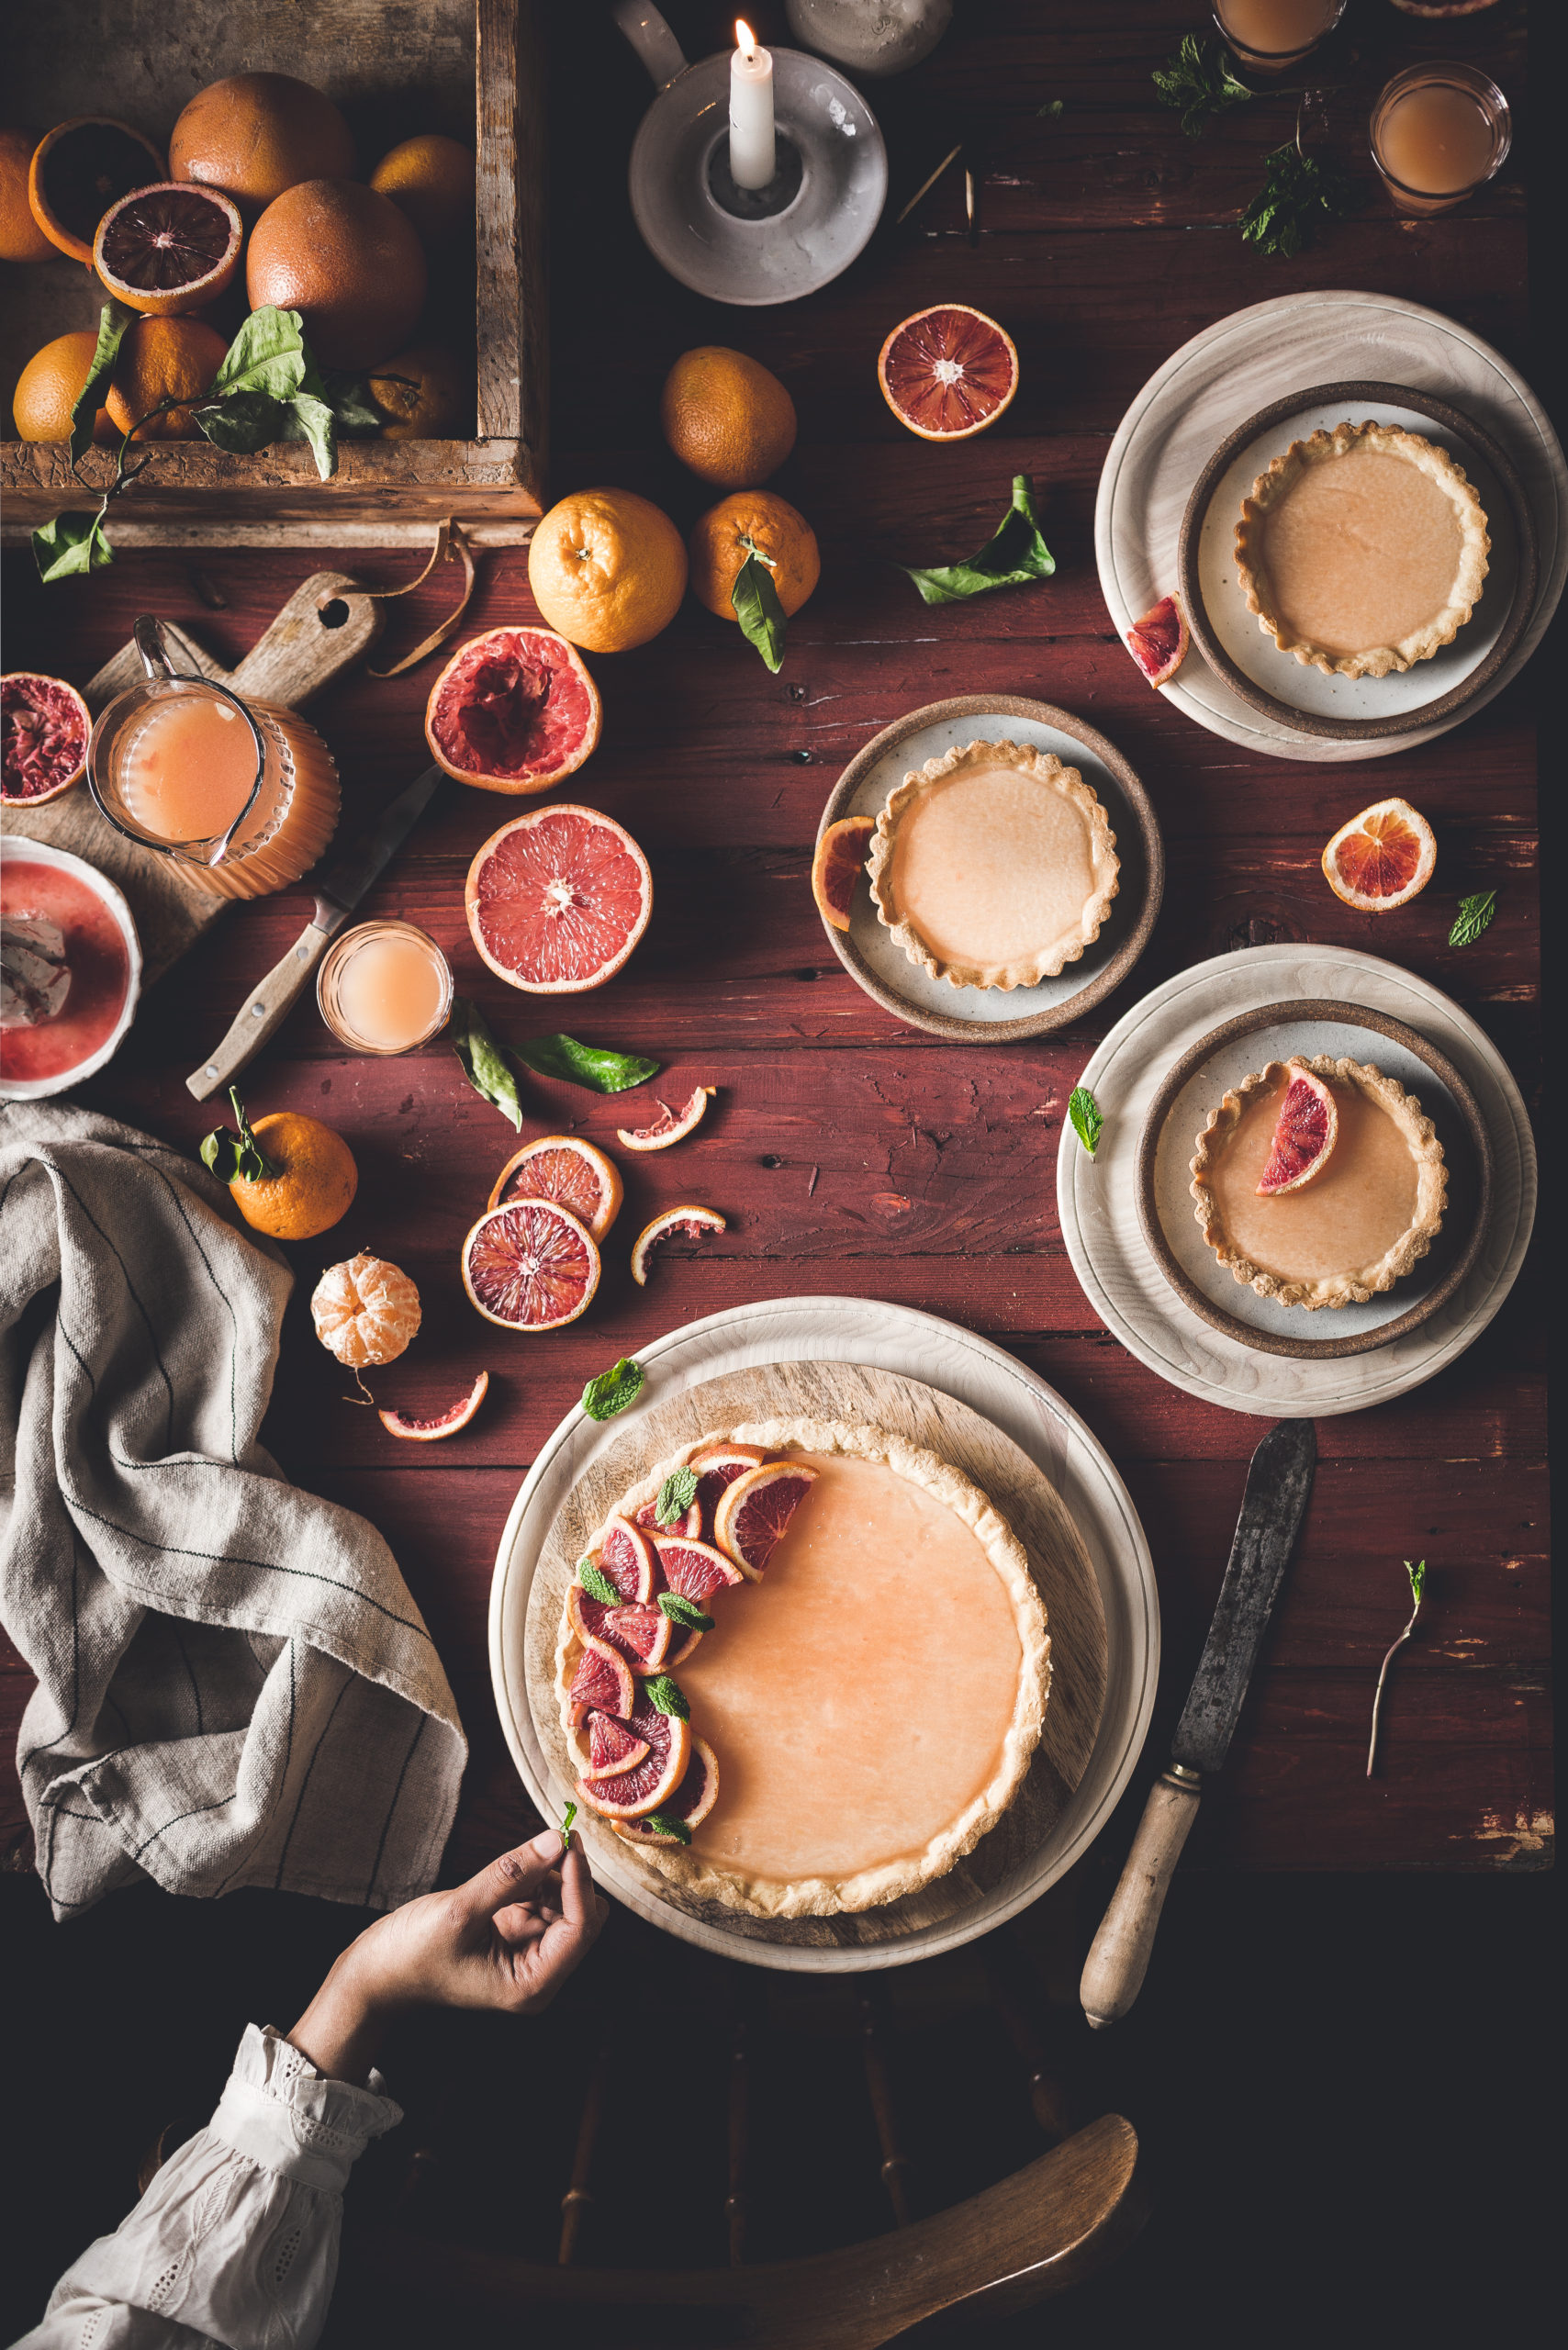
(87, 616, 341, 901)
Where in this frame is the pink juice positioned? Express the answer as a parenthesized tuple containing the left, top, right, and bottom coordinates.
(0, 857, 131, 1085)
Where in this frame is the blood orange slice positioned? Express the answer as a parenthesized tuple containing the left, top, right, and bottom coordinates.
(688, 1441, 768, 1535)
(462, 1199, 600, 1331)
(486, 1133, 622, 1237)
(1322, 799, 1437, 912)
(425, 627, 602, 796)
(377, 1370, 488, 1441)
(711, 1460, 818, 1580)
(630, 1204, 726, 1288)
(568, 1643, 634, 1727)
(580, 1709, 651, 1783)
(614, 1736, 720, 1844)
(597, 1516, 657, 1603)
(653, 1533, 745, 1606)
(877, 305, 1018, 442)
(812, 815, 873, 932)
(1256, 1063, 1339, 1196)
(465, 805, 652, 993)
(1126, 594, 1189, 688)
(2, 673, 90, 804)
(633, 1494, 702, 1540)
(567, 1583, 673, 1673)
(616, 1085, 715, 1153)
(575, 1694, 689, 1821)
(93, 181, 241, 314)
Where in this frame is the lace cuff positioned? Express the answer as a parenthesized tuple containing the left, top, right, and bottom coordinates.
(208, 2023, 403, 2193)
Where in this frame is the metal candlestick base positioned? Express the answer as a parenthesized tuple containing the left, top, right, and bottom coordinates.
(612, 2, 887, 306)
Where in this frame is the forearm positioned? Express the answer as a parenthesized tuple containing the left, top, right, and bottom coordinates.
(286, 1939, 395, 2087)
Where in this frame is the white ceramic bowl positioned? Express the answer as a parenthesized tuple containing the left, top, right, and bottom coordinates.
(0, 839, 142, 1099)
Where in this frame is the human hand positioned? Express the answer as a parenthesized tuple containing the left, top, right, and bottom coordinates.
(288, 1830, 608, 2084)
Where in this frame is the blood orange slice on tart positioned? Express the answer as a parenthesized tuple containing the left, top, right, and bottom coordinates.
(93, 181, 241, 314)
(486, 1133, 622, 1237)
(465, 804, 652, 993)
(567, 1642, 634, 1727)
(1125, 593, 1189, 688)
(877, 305, 1018, 442)
(711, 1460, 819, 1580)
(579, 1709, 652, 1784)
(567, 1583, 673, 1673)
(688, 1442, 768, 1534)
(633, 1494, 702, 1540)
(462, 1198, 600, 1331)
(812, 814, 874, 932)
(1256, 1064, 1339, 1197)
(377, 1370, 488, 1442)
(597, 1515, 657, 1603)
(425, 627, 602, 795)
(2, 673, 90, 804)
(575, 1695, 690, 1821)
(1322, 798, 1437, 913)
(653, 1534, 745, 1607)
(614, 1736, 720, 1845)
(630, 1204, 726, 1287)
(616, 1085, 715, 1152)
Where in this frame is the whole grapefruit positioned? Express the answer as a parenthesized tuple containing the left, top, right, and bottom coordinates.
(247, 180, 427, 371)
(368, 133, 475, 251)
(368, 342, 467, 440)
(169, 73, 355, 219)
(527, 488, 688, 655)
(660, 346, 797, 489)
(12, 330, 114, 444)
(0, 128, 53, 263)
(106, 316, 229, 441)
(689, 490, 820, 621)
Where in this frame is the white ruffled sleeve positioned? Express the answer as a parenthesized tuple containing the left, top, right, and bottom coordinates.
(17, 2024, 402, 2350)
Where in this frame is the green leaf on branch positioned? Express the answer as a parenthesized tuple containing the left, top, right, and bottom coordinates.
(732, 548, 789, 673)
(581, 1359, 645, 1422)
(1239, 143, 1361, 259)
(197, 388, 288, 455)
(1449, 890, 1496, 948)
(69, 302, 134, 464)
(577, 1559, 622, 1607)
(899, 475, 1056, 607)
(199, 1087, 280, 1184)
(279, 391, 339, 480)
(655, 1466, 699, 1526)
(511, 1034, 660, 1093)
(1153, 34, 1254, 139)
(642, 1675, 689, 1721)
(210, 306, 309, 401)
(31, 509, 114, 582)
(451, 998, 525, 1130)
(1068, 1086, 1103, 1157)
(657, 1592, 714, 1633)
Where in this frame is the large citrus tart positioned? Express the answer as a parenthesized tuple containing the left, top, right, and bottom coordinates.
(1233, 421, 1489, 680)
(1190, 1055, 1447, 1311)
(554, 1420, 1051, 1918)
(866, 738, 1118, 991)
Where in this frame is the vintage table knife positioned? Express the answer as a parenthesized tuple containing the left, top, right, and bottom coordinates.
(1080, 1416, 1316, 2029)
(185, 763, 446, 1100)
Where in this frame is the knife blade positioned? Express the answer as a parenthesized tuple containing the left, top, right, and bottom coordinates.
(1080, 1417, 1316, 2029)
(185, 763, 446, 1102)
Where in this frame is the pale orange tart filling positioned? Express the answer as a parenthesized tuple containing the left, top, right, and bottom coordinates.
(867, 737, 1119, 990)
(1190, 1056, 1447, 1311)
(1234, 421, 1489, 680)
(554, 1420, 1051, 1918)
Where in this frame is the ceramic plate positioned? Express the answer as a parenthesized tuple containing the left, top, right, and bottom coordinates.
(815, 697, 1163, 1042)
(1096, 291, 1567, 762)
(1057, 946, 1536, 1418)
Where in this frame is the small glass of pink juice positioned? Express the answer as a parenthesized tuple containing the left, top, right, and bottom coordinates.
(87, 615, 340, 900)
(316, 921, 454, 1055)
(1372, 62, 1510, 216)
(1213, 0, 1344, 71)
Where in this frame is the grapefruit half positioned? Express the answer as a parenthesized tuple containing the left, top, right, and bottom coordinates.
(465, 805, 653, 993)
(425, 627, 602, 796)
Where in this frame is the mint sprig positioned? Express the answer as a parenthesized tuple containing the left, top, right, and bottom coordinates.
(559, 1799, 577, 1849)
(657, 1592, 714, 1633)
(642, 1675, 689, 1721)
(577, 1558, 622, 1607)
(1239, 143, 1361, 261)
(1449, 891, 1496, 948)
(655, 1466, 699, 1526)
(639, 1810, 691, 1844)
(1068, 1086, 1103, 1157)
(582, 1359, 644, 1422)
(1153, 34, 1254, 140)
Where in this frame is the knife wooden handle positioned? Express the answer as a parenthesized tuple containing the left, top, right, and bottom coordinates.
(1080, 1765, 1202, 2031)
(185, 918, 342, 1100)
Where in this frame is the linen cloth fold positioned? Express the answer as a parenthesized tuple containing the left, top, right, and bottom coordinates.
(0, 1100, 465, 1919)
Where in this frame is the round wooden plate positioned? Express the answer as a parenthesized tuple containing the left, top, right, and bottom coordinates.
(1176, 381, 1538, 743)
(488, 1301, 1159, 1972)
(814, 696, 1163, 1043)
(1135, 1000, 1494, 1362)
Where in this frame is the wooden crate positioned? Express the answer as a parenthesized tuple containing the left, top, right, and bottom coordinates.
(0, 0, 544, 544)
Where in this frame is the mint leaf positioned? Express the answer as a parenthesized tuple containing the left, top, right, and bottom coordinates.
(1406, 1559, 1427, 1609)
(1153, 34, 1253, 139)
(655, 1466, 699, 1526)
(577, 1558, 622, 1607)
(582, 1359, 644, 1422)
(1239, 143, 1360, 261)
(70, 303, 134, 464)
(1068, 1085, 1103, 1156)
(732, 550, 788, 673)
(900, 475, 1056, 607)
(452, 998, 524, 1130)
(32, 509, 114, 582)
(1449, 891, 1496, 948)
(642, 1674, 689, 1721)
(658, 1592, 714, 1633)
(559, 1798, 577, 1848)
(639, 1810, 691, 1844)
(210, 307, 308, 402)
(511, 1034, 659, 1094)
(1037, 99, 1065, 120)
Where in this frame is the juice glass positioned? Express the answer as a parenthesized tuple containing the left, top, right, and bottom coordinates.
(1213, 0, 1345, 71)
(1372, 62, 1510, 216)
(316, 921, 454, 1054)
(87, 616, 340, 901)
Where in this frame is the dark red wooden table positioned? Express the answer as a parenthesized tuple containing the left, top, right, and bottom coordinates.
(2, 0, 1550, 1886)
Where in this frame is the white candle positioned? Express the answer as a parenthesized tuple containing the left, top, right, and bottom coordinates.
(729, 19, 776, 190)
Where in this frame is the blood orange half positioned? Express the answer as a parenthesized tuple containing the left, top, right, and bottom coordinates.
(486, 1133, 622, 1237)
(812, 815, 873, 932)
(93, 181, 241, 314)
(465, 804, 653, 993)
(1256, 1064, 1338, 1197)
(425, 627, 602, 795)
(461, 1198, 600, 1330)
(2, 673, 90, 804)
(1322, 798, 1437, 913)
(711, 1460, 819, 1581)
(877, 305, 1019, 442)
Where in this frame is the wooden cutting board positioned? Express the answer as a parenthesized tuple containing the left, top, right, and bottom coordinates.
(521, 1360, 1108, 1958)
(3, 573, 381, 983)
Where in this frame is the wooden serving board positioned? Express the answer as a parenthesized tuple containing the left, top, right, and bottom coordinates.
(521, 1360, 1107, 1958)
(2, 573, 380, 983)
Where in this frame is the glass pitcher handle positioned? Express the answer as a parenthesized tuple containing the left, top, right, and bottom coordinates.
(133, 615, 176, 683)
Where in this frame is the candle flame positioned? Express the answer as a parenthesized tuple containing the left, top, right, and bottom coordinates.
(735, 18, 756, 60)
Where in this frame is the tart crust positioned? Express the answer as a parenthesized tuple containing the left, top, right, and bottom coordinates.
(1234, 421, 1490, 679)
(1189, 1056, 1448, 1310)
(867, 737, 1119, 990)
(554, 1417, 1052, 1918)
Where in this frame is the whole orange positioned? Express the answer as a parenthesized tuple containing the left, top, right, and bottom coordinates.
(106, 316, 229, 442)
(11, 331, 115, 444)
(247, 179, 428, 371)
(689, 490, 821, 621)
(527, 487, 688, 654)
(660, 346, 797, 489)
(0, 128, 53, 263)
(229, 1112, 358, 1241)
(369, 342, 467, 440)
(368, 134, 476, 251)
(169, 73, 355, 219)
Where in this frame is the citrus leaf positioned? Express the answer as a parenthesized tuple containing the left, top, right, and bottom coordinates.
(639, 1810, 691, 1844)
(1068, 1085, 1103, 1155)
(320, 369, 385, 437)
(511, 1034, 659, 1093)
(559, 1799, 577, 1848)
(642, 1674, 689, 1721)
(1449, 890, 1496, 948)
(655, 1466, 699, 1526)
(732, 551, 788, 673)
(280, 391, 339, 481)
(657, 1592, 714, 1633)
(451, 998, 524, 1130)
(582, 1359, 644, 1422)
(900, 475, 1055, 606)
(199, 1130, 241, 1181)
(32, 509, 114, 582)
(69, 302, 134, 465)
(210, 306, 308, 401)
(197, 388, 288, 454)
(577, 1558, 622, 1607)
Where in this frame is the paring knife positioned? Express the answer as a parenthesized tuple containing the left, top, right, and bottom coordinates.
(1080, 1417, 1316, 2030)
(185, 763, 446, 1101)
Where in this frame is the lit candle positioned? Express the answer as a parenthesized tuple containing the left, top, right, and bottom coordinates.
(729, 19, 776, 190)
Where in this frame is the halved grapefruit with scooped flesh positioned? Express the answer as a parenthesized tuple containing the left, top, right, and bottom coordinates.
(580, 1709, 651, 1784)
(465, 804, 652, 993)
(2, 673, 91, 804)
(1257, 1063, 1338, 1197)
(425, 627, 602, 795)
(567, 1583, 673, 1673)
(877, 305, 1018, 441)
(712, 1460, 819, 1580)
(614, 1736, 720, 1844)
(631, 1205, 726, 1288)
(812, 815, 874, 931)
(576, 1694, 689, 1821)
(486, 1134, 622, 1237)
(1126, 594, 1189, 687)
(377, 1371, 488, 1441)
(1322, 799, 1437, 912)
(567, 1642, 635, 1727)
(462, 1199, 600, 1330)
(597, 1515, 657, 1603)
(616, 1085, 715, 1153)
